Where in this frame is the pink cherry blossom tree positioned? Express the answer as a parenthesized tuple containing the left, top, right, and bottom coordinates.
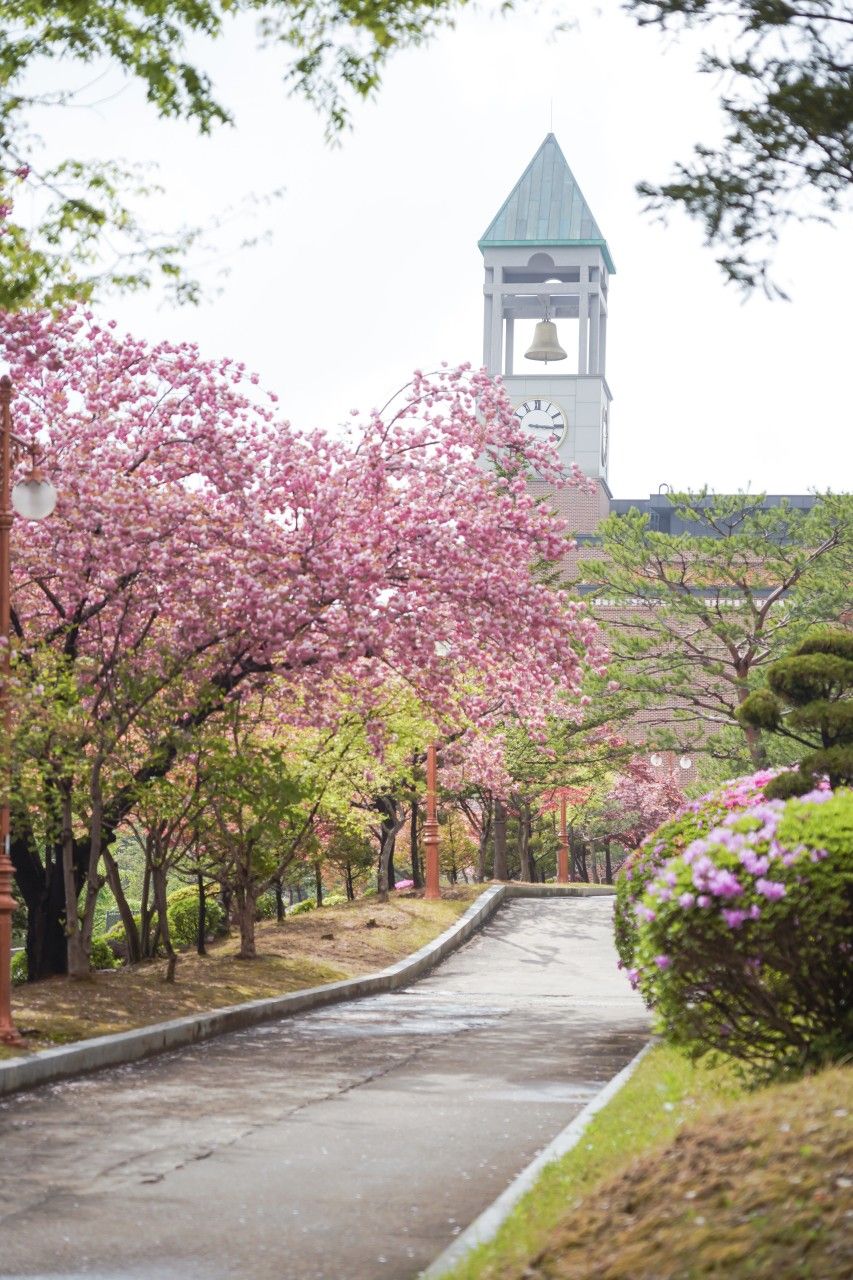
(4, 307, 605, 977)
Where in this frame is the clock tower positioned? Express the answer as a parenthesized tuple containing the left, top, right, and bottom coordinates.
(480, 134, 614, 490)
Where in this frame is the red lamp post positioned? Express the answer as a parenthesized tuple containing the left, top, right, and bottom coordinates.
(558, 792, 570, 884)
(0, 376, 56, 1045)
(423, 740, 441, 899)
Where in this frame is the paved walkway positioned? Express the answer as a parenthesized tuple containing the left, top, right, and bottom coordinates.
(0, 898, 649, 1280)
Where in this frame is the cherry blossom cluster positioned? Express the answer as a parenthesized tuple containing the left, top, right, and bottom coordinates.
(2, 308, 607, 751)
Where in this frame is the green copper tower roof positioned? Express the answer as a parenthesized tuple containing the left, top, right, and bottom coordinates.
(479, 134, 615, 274)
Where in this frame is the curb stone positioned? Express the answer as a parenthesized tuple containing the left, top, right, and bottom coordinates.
(0, 883, 613, 1098)
(420, 1041, 653, 1279)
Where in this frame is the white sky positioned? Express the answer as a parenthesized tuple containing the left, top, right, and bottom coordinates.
(23, 2, 853, 497)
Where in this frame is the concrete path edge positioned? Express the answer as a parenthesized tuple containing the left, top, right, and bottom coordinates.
(420, 1040, 653, 1279)
(0, 883, 614, 1098)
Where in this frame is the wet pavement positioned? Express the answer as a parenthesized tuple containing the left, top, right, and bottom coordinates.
(0, 897, 649, 1280)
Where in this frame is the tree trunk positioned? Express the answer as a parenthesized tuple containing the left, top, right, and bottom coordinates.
(344, 861, 354, 901)
(476, 801, 493, 882)
(410, 799, 422, 888)
(60, 786, 91, 981)
(103, 845, 141, 962)
(274, 877, 285, 922)
(235, 882, 257, 959)
(15, 831, 71, 980)
(604, 843, 613, 885)
(196, 871, 207, 956)
(375, 795, 405, 900)
(736, 670, 769, 767)
(493, 800, 508, 881)
(152, 858, 177, 982)
(139, 846, 155, 958)
(314, 863, 323, 907)
(571, 830, 588, 882)
(518, 803, 534, 882)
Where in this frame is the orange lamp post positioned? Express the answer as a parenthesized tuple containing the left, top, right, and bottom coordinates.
(423, 741, 441, 899)
(0, 377, 56, 1045)
(558, 792, 570, 884)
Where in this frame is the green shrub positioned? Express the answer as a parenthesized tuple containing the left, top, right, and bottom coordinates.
(630, 787, 852, 1081)
(320, 893, 347, 908)
(256, 890, 279, 920)
(102, 918, 136, 948)
(166, 886, 224, 947)
(90, 935, 121, 970)
(13, 939, 120, 980)
(11, 950, 27, 984)
(288, 899, 315, 916)
(614, 769, 780, 970)
(361, 886, 377, 898)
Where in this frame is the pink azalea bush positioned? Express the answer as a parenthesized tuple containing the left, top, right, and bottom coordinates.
(614, 769, 780, 969)
(624, 784, 852, 1080)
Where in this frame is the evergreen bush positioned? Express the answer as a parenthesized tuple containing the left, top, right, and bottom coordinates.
(738, 626, 853, 797)
(628, 787, 852, 1080)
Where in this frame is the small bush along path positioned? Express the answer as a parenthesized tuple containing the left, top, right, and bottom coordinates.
(7, 889, 483, 1053)
(444, 1046, 852, 1280)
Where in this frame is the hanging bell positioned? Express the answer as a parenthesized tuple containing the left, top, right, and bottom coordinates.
(524, 318, 567, 363)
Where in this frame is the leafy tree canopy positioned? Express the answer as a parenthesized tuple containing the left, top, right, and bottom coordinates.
(629, 0, 853, 295)
(581, 490, 853, 768)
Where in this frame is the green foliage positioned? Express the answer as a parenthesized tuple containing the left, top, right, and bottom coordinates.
(585, 492, 853, 763)
(11, 950, 27, 985)
(632, 788, 853, 1081)
(255, 891, 280, 920)
(320, 893, 347, 907)
(288, 899, 315, 916)
(165, 885, 225, 947)
(739, 627, 853, 797)
(1, 1, 848, 303)
(629, 1, 853, 294)
(615, 803, 727, 970)
(14, 937, 119, 979)
(90, 936, 121, 970)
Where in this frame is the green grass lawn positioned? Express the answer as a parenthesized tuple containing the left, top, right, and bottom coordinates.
(443, 1045, 852, 1280)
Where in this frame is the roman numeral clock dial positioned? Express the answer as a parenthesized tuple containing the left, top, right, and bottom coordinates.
(513, 400, 566, 447)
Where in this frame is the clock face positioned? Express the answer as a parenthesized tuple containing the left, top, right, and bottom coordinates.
(513, 399, 566, 446)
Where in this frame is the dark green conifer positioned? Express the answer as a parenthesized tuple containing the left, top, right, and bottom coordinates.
(738, 627, 853, 798)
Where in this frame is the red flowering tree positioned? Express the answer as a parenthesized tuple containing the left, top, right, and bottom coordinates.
(4, 308, 606, 977)
(602, 757, 686, 853)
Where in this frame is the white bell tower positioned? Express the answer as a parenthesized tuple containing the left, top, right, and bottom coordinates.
(480, 135, 614, 485)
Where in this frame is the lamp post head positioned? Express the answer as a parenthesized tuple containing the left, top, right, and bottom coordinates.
(12, 468, 57, 520)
